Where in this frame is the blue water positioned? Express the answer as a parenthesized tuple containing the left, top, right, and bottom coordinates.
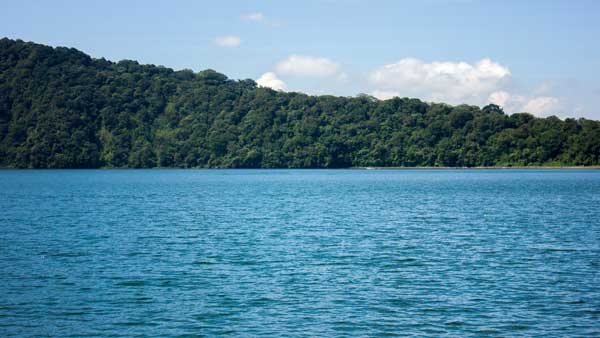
(1, 169, 599, 337)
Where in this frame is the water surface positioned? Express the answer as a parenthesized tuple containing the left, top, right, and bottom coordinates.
(1, 169, 599, 336)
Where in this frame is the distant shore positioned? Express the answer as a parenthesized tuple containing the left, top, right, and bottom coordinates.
(353, 166, 600, 170)
(1, 166, 600, 170)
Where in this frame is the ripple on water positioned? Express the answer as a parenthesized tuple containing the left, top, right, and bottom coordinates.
(0, 169, 599, 337)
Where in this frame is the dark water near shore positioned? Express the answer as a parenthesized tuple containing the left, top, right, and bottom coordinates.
(1, 169, 599, 337)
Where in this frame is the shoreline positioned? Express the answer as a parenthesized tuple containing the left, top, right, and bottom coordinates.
(353, 166, 600, 170)
(1, 166, 599, 170)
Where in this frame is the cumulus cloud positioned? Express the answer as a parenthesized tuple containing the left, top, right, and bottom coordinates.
(241, 12, 265, 22)
(256, 72, 286, 91)
(368, 56, 564, 116)
(275, 55, 342, 78)
(214, 35, 241, 47)
(369, 58, 511, 105)
(371, 90, 400, 100)
(488, 90, 511, 107)
(258, 55, 568, 116)
(487, 91, 563, 116)
(522, 97, 562, 116)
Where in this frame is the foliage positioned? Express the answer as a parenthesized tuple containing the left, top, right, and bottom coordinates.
(1, 38, 599, 168)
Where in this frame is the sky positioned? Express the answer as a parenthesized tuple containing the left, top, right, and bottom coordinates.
(1, 0, 600, 119)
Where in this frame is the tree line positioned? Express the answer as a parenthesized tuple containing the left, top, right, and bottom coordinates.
(1, 38, 599, 168)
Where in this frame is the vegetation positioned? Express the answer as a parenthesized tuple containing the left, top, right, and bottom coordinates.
(1, 38, 599, 168)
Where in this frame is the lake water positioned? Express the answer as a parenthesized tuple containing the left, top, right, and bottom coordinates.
(1, 169, 599, 337)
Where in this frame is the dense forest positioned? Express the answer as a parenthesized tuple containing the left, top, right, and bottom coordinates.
(0, 38, 599, 168)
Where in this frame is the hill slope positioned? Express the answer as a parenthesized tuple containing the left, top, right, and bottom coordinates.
(0, 38, 599, 168)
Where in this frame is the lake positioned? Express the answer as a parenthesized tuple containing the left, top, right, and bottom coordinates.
(1, 169, 599, 336)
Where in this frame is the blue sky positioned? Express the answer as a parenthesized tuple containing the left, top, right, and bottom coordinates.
(1, 0, 599, 119)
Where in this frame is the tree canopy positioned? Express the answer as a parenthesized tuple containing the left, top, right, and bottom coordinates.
(1, 38, 599, 168)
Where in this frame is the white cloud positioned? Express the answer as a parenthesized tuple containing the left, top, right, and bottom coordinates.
(214, 35, 241, 47)
(522, 96, 562, 116)
(488, 91, 511, 107)
(256, 55, 575, 117)
(241, 12, 265, 22)
(369, 58, 511, 105)
(256, 72, 286, 91)
(487, 91, 563, 116)
(275, 55, 341, 78)
(371, 90, 400, 100)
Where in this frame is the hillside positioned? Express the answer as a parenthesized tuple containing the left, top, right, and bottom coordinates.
(0, 38, 599, 168)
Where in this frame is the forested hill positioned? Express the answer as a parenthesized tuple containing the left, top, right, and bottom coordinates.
(0, 38, 599, 168)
